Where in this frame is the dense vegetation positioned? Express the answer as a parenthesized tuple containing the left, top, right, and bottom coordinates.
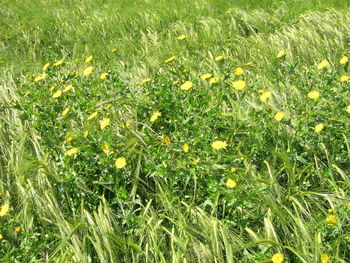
(1, 0, 350, 262)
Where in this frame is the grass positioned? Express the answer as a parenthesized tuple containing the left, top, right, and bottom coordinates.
(1, 0, 350, 262)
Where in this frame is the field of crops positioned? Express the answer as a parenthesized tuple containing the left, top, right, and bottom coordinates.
(1, 0, 350, 262)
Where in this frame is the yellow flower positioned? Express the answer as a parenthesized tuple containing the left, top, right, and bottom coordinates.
(340, 75, 349, 82)
(182, 143, 189, 152)
(240, 156, 245, 161)
(321, 253, 329, 263)
(172, 80, 179, 84)
(212, 140, 228, 150)
(276, 50, 286, 58)
(83, 66, 93, 76)
(104, 104, 112, 110)
(52, 90, 63, 99)
(115, 157, 126, 169)
(233, 67, 244, 75)
(314, 123, 324, 133)
(180, 81, 193, 91)
(83, 130, 89, 138)
(346, 105, 350, 114)
(347, 202, 350, 210)
(66, 136, 73, 142)
(111, 48, 117, 52)
(103, 144, 109, 154)
(215, 55, 224, 62)
(201, 73, 212, 80)
(63, 85, 73, 93)
(0, 234, 3, 240)
(317, 60, 329, 70)
(34, 73, 47, 82)
(142, 78, 152, 84)
(65, 147, 78, 156)
(274, 112, 284, 122)
(53, 59, 63, 66)
(121, 122, 130, 128)
(87, 112, 98, 120)
(232, 80, 246, 91)
(100, 118, 111, 130)
(230, 167, 237, 172)
(209, 77, 219, 83)
(24, 91, 30, 97)
(272, 253, 284, 263)
(0, 204, 9, 217)
(308, 91, 320, 99)
(15, 227, 21, 233)
(260, 91, 272, 102)
(100, 73, 108, 80)
(150, 111, 162, 122)
(42, 63, 50, 71)
(164, 136, 171, 145)
(226, 179, 236, 188)
(192, 159, 199, 165)
(177, 34, 186, 40)
(61, 108, 70, 116)
(165, 56, 176, 63)
(325, 214, 337, 224)
(340, 56, 349, 65)
(85, 55, 93, 63)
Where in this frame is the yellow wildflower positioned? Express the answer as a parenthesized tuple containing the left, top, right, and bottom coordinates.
(276, 50, 286, 58)
(61, 108, 70, 116)
(317, 60, 329, 70)
(272, 253, 284, 263)
(340, 75, 349, 82)
(87, 112, 98, 120)
(111, 48, 117, 52)
(63, 85, 73, 93)
(180, 81, 193, 91)
(226, 179, 236, 188)
(260, 91, 272, 102)
(201, 73, 212, 80)
(0, 204, 9, 217)
(325, 214, 337, 224)
(164, 136, 171, 145)
(103, 144, 109, 154)
(192, 159, 199, 165)
(347, 202, 350, 210)
(232, 80, 246, 91)
(65, 147, 78, 156)
(100, 118, 111, 130)
(182, 143, 189, 153)
(121, 122, 130, 128)
(85, 55, 93, 63)
(115, 157, 126, 169)
(340, 56, 349, 65)
(308, 91, 320, 99)
(83, 66, 93, 76)
(83, 130, 89, 138)
(215, 55, 224, 62)
(142, 78, 152, 84)
(42, 63, 50, 71)
(24, 91, 30, 97)
(66, 136, 73, 142)
(212, 140, 228, 150)
(321, 254, 329, 263)
(230, 167, 237, 172)
(34, 73, 47, 82)
(346, 105, 350, 113)
(165, 56, 176, 63)
(177, 34, 186, 40)
(233, 67, 244, 75)
(314, 123, 324, 133)
(172, 80, 179, 84)
(150, 111, 161, 122)
(52, 90, 63, 99)
(100, 73, 108, 80)
(274, 112, 284, 122)
(15, 227, 21, 233)
(209, 77, 219, 83)
(53, 59, 63, 66)
(0, 234, 3, 240)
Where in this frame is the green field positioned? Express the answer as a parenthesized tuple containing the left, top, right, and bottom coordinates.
(1, 0, 350, 262)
